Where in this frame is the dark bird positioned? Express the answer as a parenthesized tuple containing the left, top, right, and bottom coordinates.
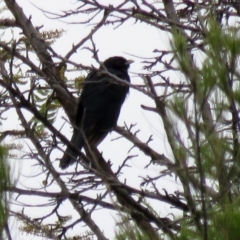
(60, 56, 133, 169)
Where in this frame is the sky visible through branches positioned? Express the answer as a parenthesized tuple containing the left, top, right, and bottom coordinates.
(4, 1, 181, 239)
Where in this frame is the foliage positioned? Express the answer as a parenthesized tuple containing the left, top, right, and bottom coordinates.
(0, 145, 10, 239)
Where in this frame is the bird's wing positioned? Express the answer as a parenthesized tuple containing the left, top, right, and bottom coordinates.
(75, 70, 101, 124)
(77, 72, 115, 114)
(75, 69, 129, 134)
(82, 71, 128, 108)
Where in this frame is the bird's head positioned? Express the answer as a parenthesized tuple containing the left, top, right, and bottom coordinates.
(103, 56, 134, 71)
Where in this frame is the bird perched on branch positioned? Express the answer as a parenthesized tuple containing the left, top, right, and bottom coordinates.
(60, 56, 133, 169)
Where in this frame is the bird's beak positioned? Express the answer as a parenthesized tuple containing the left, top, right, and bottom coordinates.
(126, 60, 134, 65)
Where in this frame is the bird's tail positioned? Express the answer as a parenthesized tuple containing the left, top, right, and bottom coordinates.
(59, 130, 84, 169)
